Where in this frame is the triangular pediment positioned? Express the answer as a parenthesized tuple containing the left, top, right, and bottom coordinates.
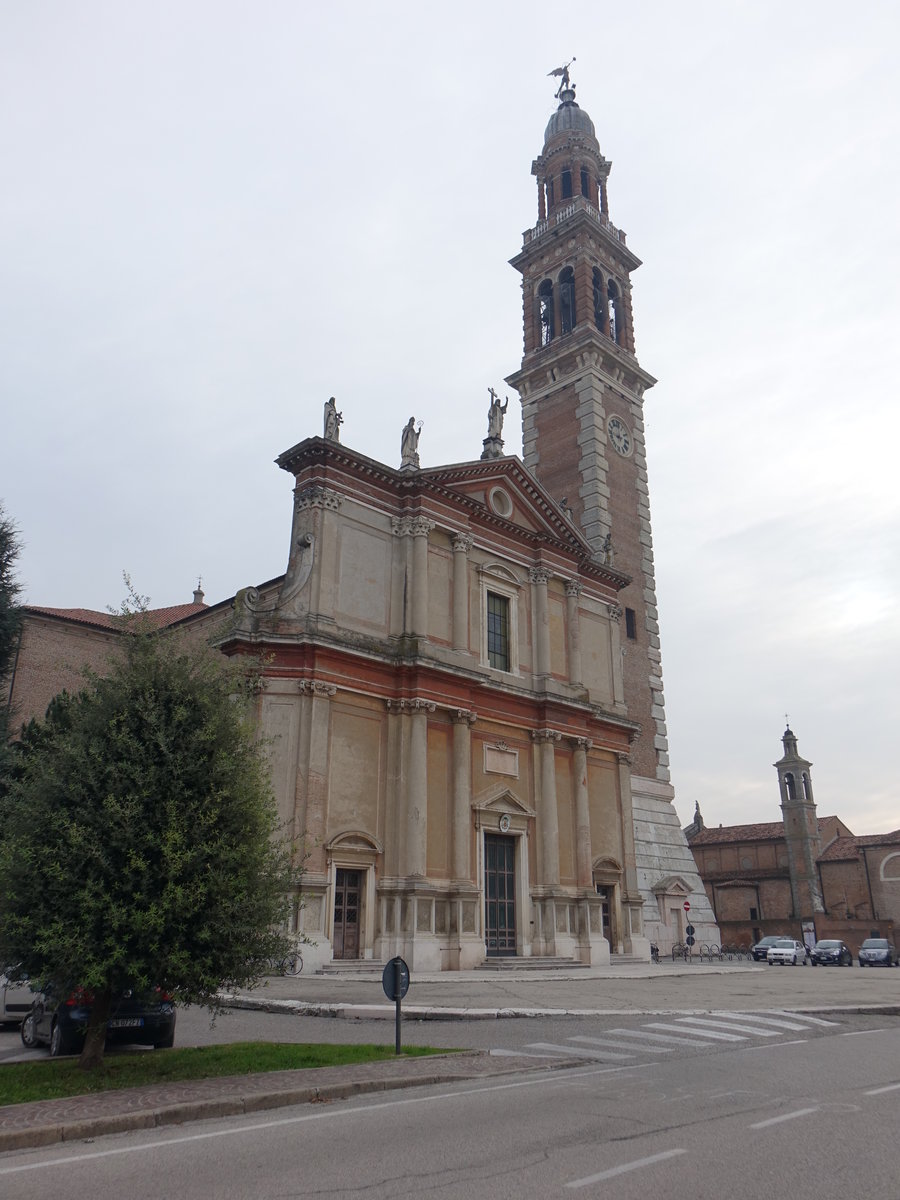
(651, 875, 692, 897)
(472, 783, 535, 819)
(421, 457, 594, 556)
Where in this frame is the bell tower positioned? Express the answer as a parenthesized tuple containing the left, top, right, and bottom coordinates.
(505, 76, 666, 790)
(775, 725, 825, 918)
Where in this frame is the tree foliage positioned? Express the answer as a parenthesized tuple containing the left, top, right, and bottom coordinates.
(0, 609, 299, 1068)
(0, 503, 24, 760)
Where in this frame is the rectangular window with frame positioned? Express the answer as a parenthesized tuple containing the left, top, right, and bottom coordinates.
(487, 592, 510, 671)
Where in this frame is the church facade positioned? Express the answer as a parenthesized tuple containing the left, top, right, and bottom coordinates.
(5, 77, 717, 968)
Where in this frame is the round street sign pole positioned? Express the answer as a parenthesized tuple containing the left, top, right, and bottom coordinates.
(382, 956, 410, 1054)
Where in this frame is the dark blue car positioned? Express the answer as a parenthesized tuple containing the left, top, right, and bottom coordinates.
(20, 985, 176, 1056)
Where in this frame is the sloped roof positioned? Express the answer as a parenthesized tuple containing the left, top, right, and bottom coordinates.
(26, 603, 207, 632)
(818, 836, 861, 863)
(688, 816, 840, 847)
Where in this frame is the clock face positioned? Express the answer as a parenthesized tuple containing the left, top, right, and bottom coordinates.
(607, 415, 633, 457)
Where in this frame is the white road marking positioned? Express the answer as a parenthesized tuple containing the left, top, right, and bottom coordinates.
(645, 1022, 747, 1042)
(743, 1039, 808, 1052)
(569, 1035, 673, 1054)
(841, 1029, 888, 1037)
(489, 1047, 559, 1058)
(606, 1027, 716, 1048)
(675, 1017, 780, 1037)
(865, 1082, 900, 1095)
(762, 1010, 838, 1026)
(750, 1106, 820, 1128)
(709, 1011, 812, 1032)
(566, 1148, 687, 1186)
(526, 1042, 636, 1062)
(0, 1065, 655, 1177)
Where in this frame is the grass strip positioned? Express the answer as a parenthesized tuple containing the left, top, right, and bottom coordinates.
(0, 1042, 445, 1107)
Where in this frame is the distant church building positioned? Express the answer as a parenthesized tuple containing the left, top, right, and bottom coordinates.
(686, 726, 898, 952)
(6, 78, 717, 968)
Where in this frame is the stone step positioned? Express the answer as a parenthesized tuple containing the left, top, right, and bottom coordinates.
(316, 960, 385, 975)
(477, 956, 591, 971)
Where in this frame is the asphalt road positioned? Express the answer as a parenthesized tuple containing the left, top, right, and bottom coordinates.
(2, 1016, 897, 1198)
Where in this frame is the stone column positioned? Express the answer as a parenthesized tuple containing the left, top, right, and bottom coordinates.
(410, 518, 434, 637)
(450, 709, 476, 882)
(532, 729, 561, 887)
(404, 699, 434, 878)
(570, 737, 593, 888)
(298, 680, 336, 878)
(529, 566, 551, 680)
(451, 533, 473, 651)
(607, 603, 625, 706)
(565, 580, 583, 687)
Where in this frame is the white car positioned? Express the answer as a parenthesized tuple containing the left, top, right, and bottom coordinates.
(767, 938, 809, 966)
(0, 966, 35, 1026)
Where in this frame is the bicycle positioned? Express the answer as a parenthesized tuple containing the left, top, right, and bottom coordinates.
(267, 948, 304, 976)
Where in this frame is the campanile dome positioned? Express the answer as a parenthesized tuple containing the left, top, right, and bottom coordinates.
(543, 87, 597, 145)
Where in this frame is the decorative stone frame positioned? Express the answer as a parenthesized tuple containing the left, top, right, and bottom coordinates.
(471, 784, 536, 957)
(477, 563, 523, 676)
(324, 830, 383, 962)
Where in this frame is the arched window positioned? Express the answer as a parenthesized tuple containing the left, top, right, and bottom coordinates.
(581, 167, 590, 199)
(802, 773, 811, 800)
(592, 268, 606, 330)
(538, 280, 554, 346)
(561, 168, 573, 199)
(784, 772, 797, 800)
(559, 267, 576, 334)
(607, 279, 624, 346)
(548, 177, 555, 207)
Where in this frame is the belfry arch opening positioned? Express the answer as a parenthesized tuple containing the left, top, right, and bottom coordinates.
(538, 279, 554, 345)
(559, 267, 576, 335)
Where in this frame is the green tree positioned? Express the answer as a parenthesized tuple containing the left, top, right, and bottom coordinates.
(0, 608, 299, 1070)
(0, 503, 24, 759)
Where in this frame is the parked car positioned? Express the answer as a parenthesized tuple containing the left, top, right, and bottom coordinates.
(0, 967, 35, 1026)
(810, 939, 853, 967)
(858, 938, 899, 967)
(751, 936, 782, 962)
(767, 938, 809, 966)
(20, 985, 176, 1056)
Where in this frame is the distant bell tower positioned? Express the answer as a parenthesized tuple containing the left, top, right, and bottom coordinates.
(505, 76, 666, 789)
(775, 725, 824, 918)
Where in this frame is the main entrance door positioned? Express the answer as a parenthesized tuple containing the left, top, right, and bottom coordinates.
(484, 834, 516, 957)
(333, 868, 362, 959)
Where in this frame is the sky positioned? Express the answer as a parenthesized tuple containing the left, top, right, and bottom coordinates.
(3, 2, 898, 835)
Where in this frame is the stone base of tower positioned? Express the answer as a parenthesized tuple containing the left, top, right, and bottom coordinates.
(631, 776, 720, 954)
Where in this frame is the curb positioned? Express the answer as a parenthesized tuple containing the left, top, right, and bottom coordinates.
(0, 1053, 558, 1155)
(219, 995, 900, 1021)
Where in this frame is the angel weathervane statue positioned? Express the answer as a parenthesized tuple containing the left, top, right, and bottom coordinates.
(547, 57, 576, 99)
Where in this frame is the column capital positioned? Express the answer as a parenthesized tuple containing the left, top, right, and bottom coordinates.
(298, 679, 337, 697)
(409, 517, 435, 538)
(569, 736, 593, 752)
(450, 708, 478, 725)
(565, 579, 582, 598)
(607, 603, 623, 623)
(386, 698, 437, 714)
(451, 531, 474, 554)
(528, 566, 551, 586)
(294, 485, 342, 512)
(615, 751, 632, 766)
(531, 728, 562, 745)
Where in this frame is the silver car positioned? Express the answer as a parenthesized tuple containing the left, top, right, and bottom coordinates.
(767, 938, 809, 966)
(0, 967, 35, 1026)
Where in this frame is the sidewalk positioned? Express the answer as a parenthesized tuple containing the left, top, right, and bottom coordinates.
(0, 1050, 552, 1154)
(2, 962, 897, 1155)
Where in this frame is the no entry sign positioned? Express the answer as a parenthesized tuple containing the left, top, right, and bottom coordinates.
(683, 900, 691, 912)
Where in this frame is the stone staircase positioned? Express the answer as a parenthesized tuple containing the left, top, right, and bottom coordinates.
(316, 960, 385, 976)
(476, 956, 590, 971)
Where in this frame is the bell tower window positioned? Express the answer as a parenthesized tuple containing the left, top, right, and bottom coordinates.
(538, 280, 554, 346)
(559, 267, 576, 334)
(581, 167, 590, 198)
(592, 268, 605, 331)
(784, 772, 797, 800)
(561, 168, 573, 199)
(607, 279, 624, 346)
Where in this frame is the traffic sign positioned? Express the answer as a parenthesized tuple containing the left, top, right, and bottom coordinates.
(686, 934, 695, 947)
(683, 900, 691, 912)
(685, 924, 695, 937)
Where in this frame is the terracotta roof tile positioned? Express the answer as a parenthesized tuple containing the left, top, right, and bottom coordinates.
(688, 816, 838, 846)
(27, 603, 208, 632)
(817, 836, 860, 863)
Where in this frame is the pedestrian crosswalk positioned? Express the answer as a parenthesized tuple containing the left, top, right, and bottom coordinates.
(491, 1010, 839, 1064)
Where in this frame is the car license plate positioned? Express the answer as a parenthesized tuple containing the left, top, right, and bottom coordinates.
(108, 1017, 143, 1028)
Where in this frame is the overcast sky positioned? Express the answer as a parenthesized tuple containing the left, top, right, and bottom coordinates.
(3, 2, 898, 836)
